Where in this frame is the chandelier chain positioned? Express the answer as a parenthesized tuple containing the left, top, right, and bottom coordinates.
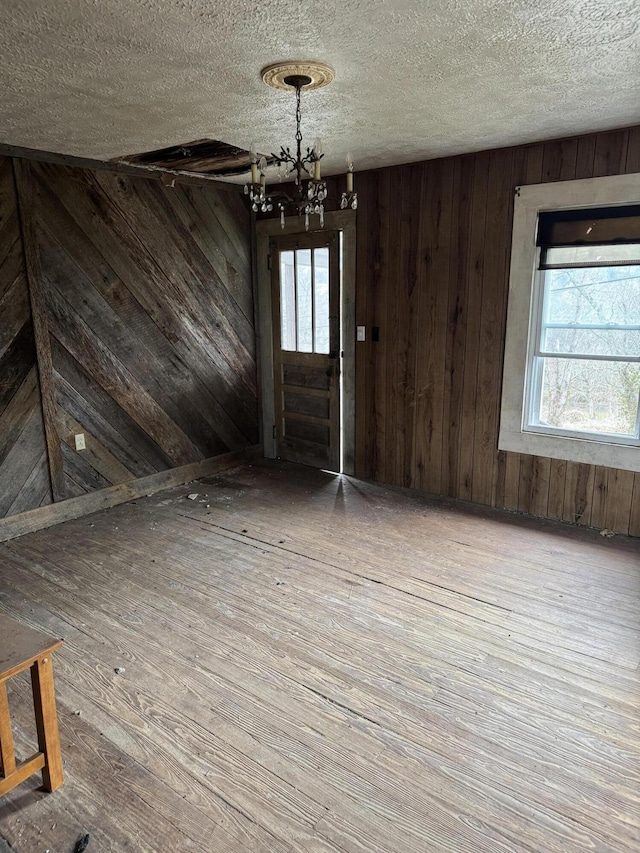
(295, 84, 304, 189)
(295, 85, 303, 151)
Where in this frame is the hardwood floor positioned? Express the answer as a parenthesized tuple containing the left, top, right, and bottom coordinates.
(0, 459, 638, 852)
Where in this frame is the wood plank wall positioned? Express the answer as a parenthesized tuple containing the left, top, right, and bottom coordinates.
(293, 126, 640, 535)
(351, 126, 640, 536)
(0, 158, 52, 517)
(0, 155, 258, 517)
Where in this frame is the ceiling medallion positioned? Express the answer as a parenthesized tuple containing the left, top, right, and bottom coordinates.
(245, 61, 357, 230)
(261, 61, 335, 91)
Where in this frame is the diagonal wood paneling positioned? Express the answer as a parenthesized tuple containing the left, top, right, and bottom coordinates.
(0, 156, 52, 517)
(20, 160, 258, 498)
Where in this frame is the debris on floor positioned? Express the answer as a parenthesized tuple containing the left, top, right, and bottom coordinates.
(114, 666, 126, 674)
(186, 493, 199, 500)
(73, 709, 81, 716)
(600, 528, 615, 538)
(74, 834, 90, 853)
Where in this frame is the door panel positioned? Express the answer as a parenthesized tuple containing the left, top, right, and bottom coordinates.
(271, 231, 340, 471)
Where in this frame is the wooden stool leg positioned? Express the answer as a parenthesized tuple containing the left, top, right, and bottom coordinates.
(0, 681, 16, 778)
(30, 657, 63, 791)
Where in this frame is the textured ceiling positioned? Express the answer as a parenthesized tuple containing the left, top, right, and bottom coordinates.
(1, 0, 639, 180)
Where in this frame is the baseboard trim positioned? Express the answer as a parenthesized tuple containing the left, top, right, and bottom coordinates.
(0, 445, 262, 543)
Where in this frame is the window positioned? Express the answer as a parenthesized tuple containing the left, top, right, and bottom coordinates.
(499, 175, 640, 473)
(279, 247, 330, 354)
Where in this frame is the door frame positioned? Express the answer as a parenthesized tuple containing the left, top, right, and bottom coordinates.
(255, 210, 356, 475)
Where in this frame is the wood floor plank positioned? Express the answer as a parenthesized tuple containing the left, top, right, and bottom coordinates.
(0, 460, 638, 852)
(3, 556, 632, 853)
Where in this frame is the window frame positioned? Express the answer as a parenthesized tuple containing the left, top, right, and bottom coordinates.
(499, 173, 640, 473)
(525, 264, 640, 446)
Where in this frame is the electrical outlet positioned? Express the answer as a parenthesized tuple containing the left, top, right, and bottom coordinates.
(75, 433, 86, 451)
(356, 325, 366, 342)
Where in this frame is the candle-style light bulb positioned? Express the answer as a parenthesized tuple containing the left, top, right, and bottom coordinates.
(250, 142, 259, 184)
(259, 156, 267, 190)
(346, 151, 354, 193)
(313, 137, 322, 181)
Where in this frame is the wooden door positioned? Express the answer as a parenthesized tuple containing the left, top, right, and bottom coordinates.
(270, 231, 341, 471)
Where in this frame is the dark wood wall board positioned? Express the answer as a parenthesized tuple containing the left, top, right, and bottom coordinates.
(0, 402, 50, 516)
(0, 322, 35, 413)
(0, 366, 39, 467)
(372, 169, 391, 484)
(60, 441, 112, 494)
(52, 342, 174, 476)
(44, 281, 202, 468)
(345, 126, 640, 536)
(162, 185, 254, 321)
(440, 154, 474, 500)
(458, 152, 491, 503)
(395, 163, 422, 488)
(0, 157, 53, 518)
(17, 159, 259, 499)
(2, 152, 258, 523)
(39, 240, 218, 462)
(34, 163, 257, 439)
(382, 167, 403, 486)
(92, 172, 256, 357)
(470, 148, 514, 509)
(33, 173, 254, 450)
(0, 276, 30, 358)
(13, 158, 66, 500)
(416, 158, 455, 497)
(629, 477, 640, 537)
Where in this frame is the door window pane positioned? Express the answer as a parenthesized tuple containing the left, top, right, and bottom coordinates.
(280, 251, 296, 351)
(296, 249, 313, 352)
(313, 248, 330, 354)
(280, 245, 333, 354)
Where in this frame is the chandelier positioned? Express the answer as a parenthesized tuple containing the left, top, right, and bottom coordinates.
(244, 62, 357, 230)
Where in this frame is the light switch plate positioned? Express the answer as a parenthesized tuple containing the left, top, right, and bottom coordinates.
(356, 325, 366, 342)
(75, 433, 86, 451)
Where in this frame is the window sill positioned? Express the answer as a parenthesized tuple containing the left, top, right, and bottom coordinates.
(498, 425, 640, 472)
